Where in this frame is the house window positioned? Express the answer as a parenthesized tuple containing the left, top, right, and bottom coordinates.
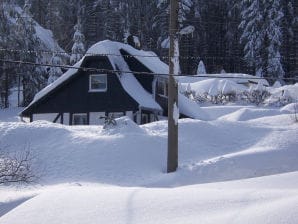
(89, 74, 107, 92)
(157, 78, 168, 97)
(108, 112, 124, 119)
(141, 114, 149, 124)
(72, 113, 88, 125)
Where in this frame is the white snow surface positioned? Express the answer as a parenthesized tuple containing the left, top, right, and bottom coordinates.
(177, 73, 269, 86)
(0, 106, 298, 223)
(178, 94, 210, 120)
(268, 83, 298, 100)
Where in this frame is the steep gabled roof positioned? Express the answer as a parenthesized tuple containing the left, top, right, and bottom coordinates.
(21, 40, 210, 121)
(87, 41, 162, 111)
(21, 41, 163, 116)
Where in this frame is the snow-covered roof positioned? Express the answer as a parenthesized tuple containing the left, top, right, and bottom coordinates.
(87, 40, 169, 75)
(87, 41, 210, 120)
(180, 78, 247, 96)
(24, 59, 83, 109)
(87, 40, 163, 111)
(23, 40, 163, 113)
(177, 73, 269, 86)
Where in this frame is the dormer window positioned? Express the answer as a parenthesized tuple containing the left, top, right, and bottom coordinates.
(89, 74, 107, 92)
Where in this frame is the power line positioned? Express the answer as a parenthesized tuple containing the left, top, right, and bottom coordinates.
(1, 47, 298, 61)
(1, 58, 297, 82)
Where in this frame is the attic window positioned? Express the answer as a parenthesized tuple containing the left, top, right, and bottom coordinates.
(89, 74, 107, 92)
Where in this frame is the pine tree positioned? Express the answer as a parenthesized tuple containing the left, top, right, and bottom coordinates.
(281, 0, 298, 81)
(265, 0, 285, 82)
(223, 0, 242, 72)
(16, 0, 45, 106)
(239, 0, 285, 82)
(239, 0, 264, 75)
(0, 1, 17, 107)
(197, 60, 206, 74)
(155, 0, 194, 73)
(70, 17, 85, 65)
(47, 53, 63, 84)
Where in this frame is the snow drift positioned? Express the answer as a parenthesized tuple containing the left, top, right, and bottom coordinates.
(0, 106, 298, 224)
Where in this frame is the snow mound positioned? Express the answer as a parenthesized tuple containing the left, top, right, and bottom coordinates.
(178, 94, 210, 120)
(1, 174, 298, 224)
(0, 120, 165, 185)
(269, 83, 298, 100)
(218, 107, 287, 121)
(101, 116, 146, 135)
(177, 73, 269, 86)
(181, 78, 247, 95)
(200, 105, 255, 120)
(266, 83, 298, 106)
(1, 104, 298, 224)
(280, 103, 298, 113)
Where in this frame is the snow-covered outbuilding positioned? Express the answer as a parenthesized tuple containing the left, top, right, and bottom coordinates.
(20, 41, 209, 125)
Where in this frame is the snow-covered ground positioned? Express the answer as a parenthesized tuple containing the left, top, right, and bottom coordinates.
(0, 106, 297, 224)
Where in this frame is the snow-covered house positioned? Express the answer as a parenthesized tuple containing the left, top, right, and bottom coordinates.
(20, 40, 209, 125)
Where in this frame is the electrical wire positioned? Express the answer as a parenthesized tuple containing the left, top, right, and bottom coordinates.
(1, 47, 297, 62)
(1, 58, 297, 82)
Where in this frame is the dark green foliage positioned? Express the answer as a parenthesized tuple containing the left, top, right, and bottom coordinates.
(1, 0, 297, 108)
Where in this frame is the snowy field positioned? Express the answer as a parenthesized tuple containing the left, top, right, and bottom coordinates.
(0, 106, 297, 224)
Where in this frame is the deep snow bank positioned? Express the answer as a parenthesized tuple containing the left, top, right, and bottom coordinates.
(0, 107, 297, 187)
(1, 172, 298, 224)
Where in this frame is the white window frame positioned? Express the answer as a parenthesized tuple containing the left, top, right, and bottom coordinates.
(108, 112, 125, 119)
(72, 113, 88, 125)
(89, 74, 107, 92)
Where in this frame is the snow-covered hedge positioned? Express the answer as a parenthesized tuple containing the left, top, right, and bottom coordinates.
(180, 79, 298, 107)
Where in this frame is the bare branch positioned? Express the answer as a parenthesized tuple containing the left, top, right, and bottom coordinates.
(0, 148, 37, 185)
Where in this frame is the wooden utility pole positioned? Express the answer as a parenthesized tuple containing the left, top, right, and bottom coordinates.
(167, 0, 179, 173)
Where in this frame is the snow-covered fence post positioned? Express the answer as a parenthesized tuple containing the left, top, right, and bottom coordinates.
(167, 0, 179, 173)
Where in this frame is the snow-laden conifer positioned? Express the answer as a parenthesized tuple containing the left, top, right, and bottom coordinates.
(70, 18, 85, 65)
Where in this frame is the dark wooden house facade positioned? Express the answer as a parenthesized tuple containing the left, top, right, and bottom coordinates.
(20, 41, 166, 125)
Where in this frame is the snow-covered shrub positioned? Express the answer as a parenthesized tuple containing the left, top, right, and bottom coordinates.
(101, 117, 145, 135)
(179, 79, 298, 107)
(237, 82, 270, 106)
(182, 83, 196, 100)
(100, 115, 117, 129)
(194, 92, 208, 103)
(242, 89, 271, 106)
(264, 91, 292, 107)
(193, 91, 237, 105)
(0, 149, 36, 185)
